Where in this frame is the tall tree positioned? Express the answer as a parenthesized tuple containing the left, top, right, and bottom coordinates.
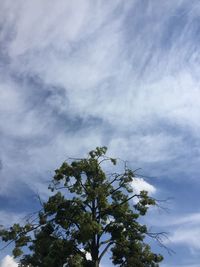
(0, 147, 163, 267)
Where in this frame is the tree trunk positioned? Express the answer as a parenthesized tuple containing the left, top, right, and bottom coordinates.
(93, 260, 99, 267)
(91, 242, 99, 267)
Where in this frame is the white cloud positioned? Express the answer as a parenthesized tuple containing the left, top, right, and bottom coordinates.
(1, 2, 200, 135)
(6, 0, 91, 57)
(109, 133, 184, 164)
(1, 1, 199, 125)
(0, 256, 17, 267)
(131, 177, 156, 195)
(0, 1, 200, 197)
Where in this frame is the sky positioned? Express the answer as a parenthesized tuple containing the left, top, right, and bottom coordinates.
(1, 0, 200, 266)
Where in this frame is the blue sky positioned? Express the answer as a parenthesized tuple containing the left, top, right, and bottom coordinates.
(1, 0, 200, 266)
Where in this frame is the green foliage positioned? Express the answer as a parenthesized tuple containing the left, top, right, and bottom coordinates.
(0, 147, 163, 267)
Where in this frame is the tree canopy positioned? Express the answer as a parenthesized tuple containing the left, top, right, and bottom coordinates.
(0, 147, 163, 267)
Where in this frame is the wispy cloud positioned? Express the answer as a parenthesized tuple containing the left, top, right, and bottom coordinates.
(164, 212, 200, 251)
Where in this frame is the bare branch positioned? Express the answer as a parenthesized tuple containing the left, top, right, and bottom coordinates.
(99, 238, 112, 247)
(147, 231, 175, 255)
(111, 194, 141, 209)
(109, 182, 126, 195)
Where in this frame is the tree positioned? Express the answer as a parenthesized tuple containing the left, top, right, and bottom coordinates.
(0, 147, 163, 267)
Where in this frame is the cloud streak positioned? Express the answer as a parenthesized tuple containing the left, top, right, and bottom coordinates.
(164, 212, 200, 251)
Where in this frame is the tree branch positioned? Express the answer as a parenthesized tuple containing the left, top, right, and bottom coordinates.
(147, 231, 175, 255)
(106, 173, 123, 188)
(99, 241, 114, 261)
(112, 194, 140, 209)
(109, 181, 126, 195)
(99, 238, 112, 246)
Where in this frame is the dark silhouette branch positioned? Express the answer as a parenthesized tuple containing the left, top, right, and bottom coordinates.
(99, 241, 114, 261)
